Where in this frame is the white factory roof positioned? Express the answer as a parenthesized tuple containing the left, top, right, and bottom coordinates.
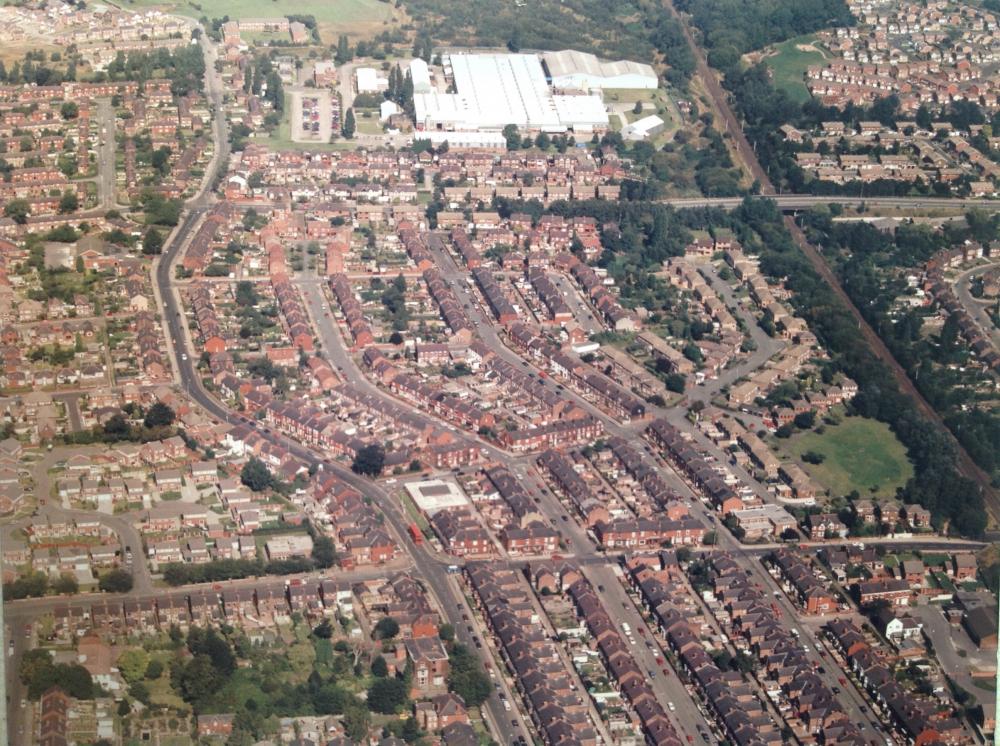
(409, 57, 431, 93)
(406, 479, 469, 516)
(542, 49, 658, 90)
(355, 66, 380, 93)
(623, 114, 665, 140)
(420, 131, 506, 149)
(415, 52, 607, 133)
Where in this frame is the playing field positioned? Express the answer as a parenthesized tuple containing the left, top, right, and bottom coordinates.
(778, 416, 914, 498)
(764, 35, 825, 104)
(116, 0, 399, 40)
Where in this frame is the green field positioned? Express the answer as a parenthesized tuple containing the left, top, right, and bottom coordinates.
(763, 35, 825, 104)
(777, 416, 914, 498)
(115, 0, 399, 40)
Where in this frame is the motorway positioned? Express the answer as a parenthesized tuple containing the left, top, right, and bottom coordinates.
(658, 194, 1000, 211)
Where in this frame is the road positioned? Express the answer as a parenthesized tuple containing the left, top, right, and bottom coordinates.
(94, 98, 117, 210)
(954, 262, 1000, 348)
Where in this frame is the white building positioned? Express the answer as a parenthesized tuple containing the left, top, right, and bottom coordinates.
(355, 67, 385, 94)
(409, 57, 432, 94)
(413, 52, 608, 133)
(622, 114, 665, 141)
(542, 49, 658, 90)
(380, 100, 400, 122)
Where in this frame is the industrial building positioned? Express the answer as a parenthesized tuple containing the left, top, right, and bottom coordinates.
(542, 49, 658, 90)
(355, 67, 386, 94)
(622, 114, 666, 141)
(413, 52, 609, 134)
(409, 57, 432, 94)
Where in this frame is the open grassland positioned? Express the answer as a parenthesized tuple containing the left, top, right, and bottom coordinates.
(776, 416, 914, 498)
(116, 0, 401, 40)
(762, 35, 825, 104)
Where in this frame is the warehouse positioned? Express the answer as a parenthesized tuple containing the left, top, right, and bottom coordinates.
(622, 114, 666, 141)
(413, 52, 608, 133)
(409, 57, 432, 94)
(542, 49, 658, 90)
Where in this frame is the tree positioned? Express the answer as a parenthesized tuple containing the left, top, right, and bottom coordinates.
(313, 619, 334, 639)
(371, 655, 388, 677)
(177, 655, 220, 704)
(142, 227, 164, 255)
(144, 401, 175, 428)
(58, 190, 78, 214)
(448, 644, 490, 706)
(241, 457, 273, 491)
(351, 444, 385, 477)
(117, 649, 149, 684)
(633, 100, 643, 115)
(342, 108, 356, 139)
(342, 705, 370, 741)
(4, 199, 29, 224)
(375, 616, 400, 640)
(438, 623, 455, 642)
(502, 123, 520, 151)
(793, 411, 816, 429)
(52, 573, 78, 595)
(99, 570, 134, 593)
(312, 533, 337, 568)
(367, 677, 408, 714)
(61, 101, 79, 120)
(145, 659, 164, 680)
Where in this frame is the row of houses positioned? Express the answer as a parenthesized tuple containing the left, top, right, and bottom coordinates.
(565, 574, 686, 746)
(466, 563, 599, 746)
(826, 618, 965, 744)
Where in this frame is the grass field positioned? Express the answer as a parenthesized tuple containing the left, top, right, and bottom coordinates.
(116, 0, 400, 40)
(763, 35, 825, 104)
(776, 416, 914, 498)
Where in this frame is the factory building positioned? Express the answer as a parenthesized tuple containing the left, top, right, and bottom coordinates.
(409, 57, 432, 94)
(413, 52, 609, 134)
(542, 49, 658, 90)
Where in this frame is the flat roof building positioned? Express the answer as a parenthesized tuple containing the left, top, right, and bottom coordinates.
(542, 49, 658, 90)
(356, 67, 384, 94)
(413, 52, 608, 134)
(622, 114, 665, 141)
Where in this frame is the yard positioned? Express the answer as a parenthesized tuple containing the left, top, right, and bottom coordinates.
(776, 415, 914, 499)
(116, 0, 401, 41)
(763, 35, 826, 104)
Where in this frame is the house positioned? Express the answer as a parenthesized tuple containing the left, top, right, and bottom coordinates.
(197, 713, 235, 737)
(953, 553, 977, 581)
(404, 637, 449, 691)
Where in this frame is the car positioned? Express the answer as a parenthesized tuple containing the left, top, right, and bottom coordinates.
(597, 584, 604, 592)
(502, 699, 511, 711)
(668, 702, 676, 712)
(181, 353, 188, 361)
(7, 640, 12, 656)
(648, 670, 656, 679)
(457, 603, 463, 610)
(511, 719, 518, 727)
(467, 625, 474, 633)
(832, 686, 840, 694)
(662, 668, 670, 676)
(461, 614, 468, 621)
(860, 706, 868, 714)
(475, 641, 482, 649)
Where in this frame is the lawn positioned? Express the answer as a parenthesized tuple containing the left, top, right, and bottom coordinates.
(764, 35, 826, 104)
(115, 0, 400, 40)
(777, 416, 914, 498)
